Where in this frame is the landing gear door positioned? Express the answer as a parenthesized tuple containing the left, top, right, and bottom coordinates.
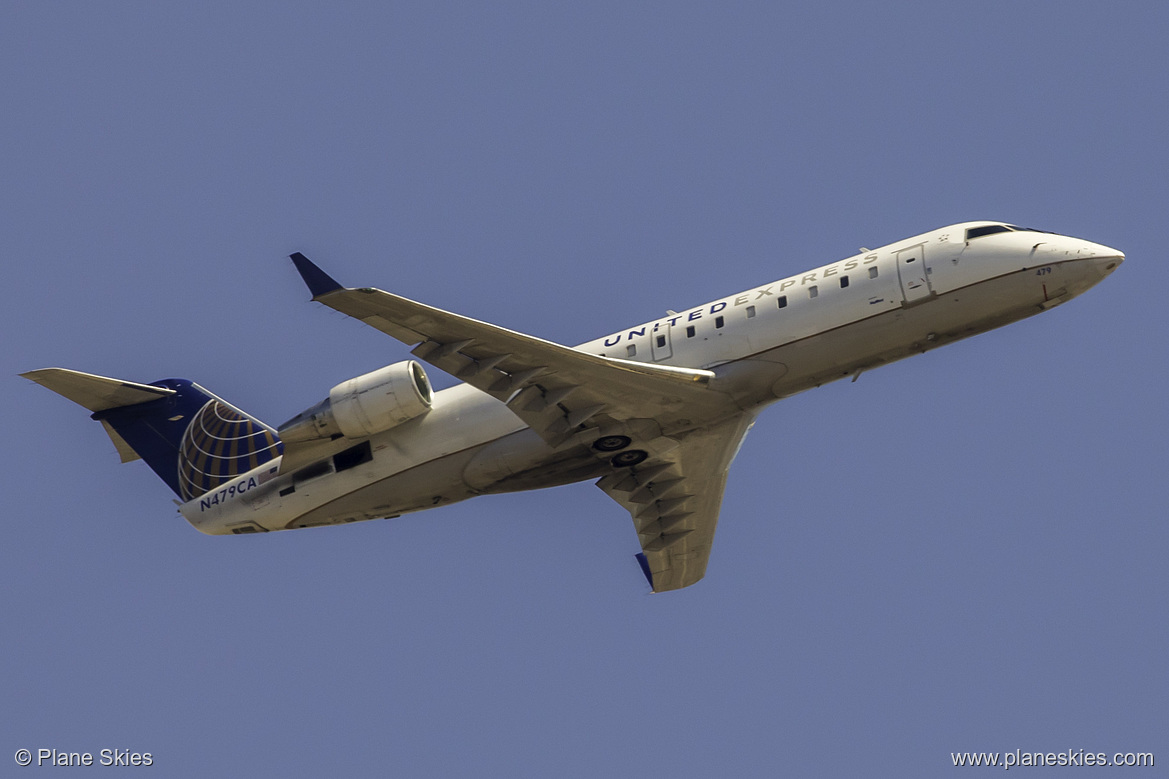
(651, 321, 673, 361)
(896, 245, 932, 304)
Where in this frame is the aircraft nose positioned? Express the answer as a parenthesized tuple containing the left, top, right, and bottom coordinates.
(1082, 240, 1123, 263)
(1091, 243, 1123, 267)
(1081, 242, 1123, 280)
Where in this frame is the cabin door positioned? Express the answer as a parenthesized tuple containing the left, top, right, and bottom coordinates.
(896, 245, 932, 304)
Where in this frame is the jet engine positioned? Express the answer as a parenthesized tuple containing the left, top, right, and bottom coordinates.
(277, 360, 434, 443)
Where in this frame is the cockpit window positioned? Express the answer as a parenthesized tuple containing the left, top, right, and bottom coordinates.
(965, 224, 1012, 240)
(967, 224, 1053, 241)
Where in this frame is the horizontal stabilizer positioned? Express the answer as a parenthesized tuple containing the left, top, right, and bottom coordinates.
(22, 368, 179, 466)
(21, 368, 176, 412)
(24, 368, 281, 499)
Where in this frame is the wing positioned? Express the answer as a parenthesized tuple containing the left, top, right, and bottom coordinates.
(598, 412, 755, 592)
(289, 254, 740, 450)
(290, 254, 749, 591)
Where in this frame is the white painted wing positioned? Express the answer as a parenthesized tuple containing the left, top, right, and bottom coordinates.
(292, 255, 740, 450)
(598, 412, 755, 592)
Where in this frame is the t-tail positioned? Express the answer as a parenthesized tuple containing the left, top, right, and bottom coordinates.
(22, 368, 282, 501)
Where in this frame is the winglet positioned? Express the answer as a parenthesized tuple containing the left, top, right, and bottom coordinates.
(635, 552, 655, 590)
(290, 252, 343, 299)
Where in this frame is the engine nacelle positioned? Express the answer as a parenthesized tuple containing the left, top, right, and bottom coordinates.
(277, 361, 434, 443)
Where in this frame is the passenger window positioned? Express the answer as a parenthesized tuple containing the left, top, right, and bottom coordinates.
(715, 315, 725, 328)
(777, 295, 788, 309)
(808, 285, 818, 298)
(655, 335, 666, 348)
(686, 325, 696, 338)
(746, 305, 756, 318)
(839, 276, 849, 288)
(626, 344, 636, 357)
(869, 266, 878, 279)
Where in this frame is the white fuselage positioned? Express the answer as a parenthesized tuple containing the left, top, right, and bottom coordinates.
(181, 223, 1122, 535)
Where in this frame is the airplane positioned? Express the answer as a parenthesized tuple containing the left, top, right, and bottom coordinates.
(23, 221, 1123, 592)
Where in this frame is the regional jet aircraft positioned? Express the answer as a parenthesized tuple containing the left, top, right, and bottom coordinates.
(24, 222, 1123, 591)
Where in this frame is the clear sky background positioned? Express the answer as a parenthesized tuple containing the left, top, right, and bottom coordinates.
(3, 3, 1165, 776)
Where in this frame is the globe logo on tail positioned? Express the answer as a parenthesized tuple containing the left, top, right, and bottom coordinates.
(178, 400, 282, 501)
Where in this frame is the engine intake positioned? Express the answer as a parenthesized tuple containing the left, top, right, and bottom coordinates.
(278, 361, 434, 443)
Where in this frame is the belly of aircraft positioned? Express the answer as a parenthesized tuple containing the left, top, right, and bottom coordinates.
(280, 434, 606, 530)
(272, 447, 483, 529)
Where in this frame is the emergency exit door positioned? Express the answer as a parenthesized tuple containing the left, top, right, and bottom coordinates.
(651, 321, 673, 361)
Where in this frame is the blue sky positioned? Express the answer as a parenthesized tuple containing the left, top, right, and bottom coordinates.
(3, 3, 1165, 776)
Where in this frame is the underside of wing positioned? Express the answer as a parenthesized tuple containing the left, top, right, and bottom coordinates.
(597, 413, 756, 592)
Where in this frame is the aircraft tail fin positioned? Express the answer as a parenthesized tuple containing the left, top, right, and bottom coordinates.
(22, 368, 283, 500)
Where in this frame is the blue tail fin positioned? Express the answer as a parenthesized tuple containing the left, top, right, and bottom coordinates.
(24, 369, 282, 501)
